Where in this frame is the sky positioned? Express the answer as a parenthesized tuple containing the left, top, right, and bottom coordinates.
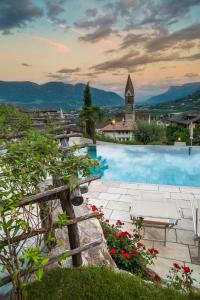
(0, 0, 200, 101)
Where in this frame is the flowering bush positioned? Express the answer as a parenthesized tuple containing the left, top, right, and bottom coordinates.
(167, 263, 195, 292)
(90, 205, 158, 277)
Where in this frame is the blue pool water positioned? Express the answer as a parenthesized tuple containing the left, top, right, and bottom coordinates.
(88, 145, 200, 187)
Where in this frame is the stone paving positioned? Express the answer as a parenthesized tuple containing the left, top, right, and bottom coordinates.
(84, 179, 200, 286)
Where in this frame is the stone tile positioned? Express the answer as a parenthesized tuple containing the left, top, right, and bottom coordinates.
(85, 192, 100, 199)
(176, 229, 195, 245)
(110, 210, 131, 222)
(175, 199, 191, 209)
(182, 208, 193, 220)
(126, 189, 141, 196)
(138, 184, 159, 191)
(102, 181, 119, 187)
(102, 208, 113, 219)
(151, 257, 180, 280)
(175, 219, 194, 231)
(194, 194, 200, 200)
(119, 194, 137, 203)
(180, 187, 200, 193)
(120, 183, 139, 189)
(189, 245, 199, 261)
(98, 193, 121, 201)
(154, 241, 191, 262)
(87, 199, 108, 208)
(107, 187, 128, 194)
(143, 227, 177, 243)
(89, 179, 102, 186)
(106, 200, 130, 212)
(159, 185, 180, 192)
(140, 191, 169, 202)
(171, 192, 194, 201)
(89, 185, 108, 192)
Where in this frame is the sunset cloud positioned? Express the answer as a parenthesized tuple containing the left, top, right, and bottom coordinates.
(33, 36, 70, 52)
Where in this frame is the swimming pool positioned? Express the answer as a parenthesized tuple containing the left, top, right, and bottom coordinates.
(88, 145, 200, 187)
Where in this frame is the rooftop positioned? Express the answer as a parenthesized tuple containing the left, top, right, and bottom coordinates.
(101, 120, 135, 132)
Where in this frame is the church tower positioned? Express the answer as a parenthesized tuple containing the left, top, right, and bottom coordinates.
(125, 74, 135, 122)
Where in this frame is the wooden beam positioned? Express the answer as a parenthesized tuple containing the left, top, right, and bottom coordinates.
(0, 212, 97, 247)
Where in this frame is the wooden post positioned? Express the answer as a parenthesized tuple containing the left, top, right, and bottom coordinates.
(53, 177, 82, 267)
(57, 134, 83, 266)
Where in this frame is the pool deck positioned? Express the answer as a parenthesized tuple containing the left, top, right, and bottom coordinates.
(84, 179, 200, 285)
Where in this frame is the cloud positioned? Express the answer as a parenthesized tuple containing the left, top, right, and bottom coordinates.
(45, 0, 68, 29)
(57, 67, 81, 73)
(85, 8, 98, 18)
(91, 50, 200, 72)
(0, 0, 43, 33)
(21, 63, 31, 67)
(33, 36, 70, 52)
(184, 72, 199, 78)
(146, 23, 200, 52)
(119, 0, 200, 28)
(120, 32, 147, 49)
(75, 13, 118, 42)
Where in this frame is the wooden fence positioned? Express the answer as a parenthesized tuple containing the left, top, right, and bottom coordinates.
(0, 110, 102, 287)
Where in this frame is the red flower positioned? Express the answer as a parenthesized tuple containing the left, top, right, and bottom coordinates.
(109, 248, 116, 255)
(116, 220, 124, 226)
(131, 249, 140, 256)
(154, 274, 161, 281)
(98, 212, 104, 218)
(120, 249, 126, 254)
(182, 266, 191, 274)
(91, 205, 98, 212)
(137, 242, 146, 249)
(173, 263, 181, 269)
(105, 219, 109, 222)
(148, 248, 159, 255)
(123, 253, 131, 260)
(118, 231, 132, 239)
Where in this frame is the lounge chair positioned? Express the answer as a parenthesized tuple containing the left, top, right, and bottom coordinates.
(130, 200, 179, 246)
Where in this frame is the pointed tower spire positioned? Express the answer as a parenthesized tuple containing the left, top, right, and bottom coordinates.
(125, 74, 135, 122)
(125, 74, 134, 95)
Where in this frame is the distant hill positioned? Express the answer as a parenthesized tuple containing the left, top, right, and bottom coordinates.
(137, 90, 200, 115)
(0, 81, 123, 109)
(145, 82, 200, 105)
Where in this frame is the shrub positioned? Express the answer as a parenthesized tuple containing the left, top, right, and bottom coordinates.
(135, 121, 166, 145)
(90, 205, 158, 277)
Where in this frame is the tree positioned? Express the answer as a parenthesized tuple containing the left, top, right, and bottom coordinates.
(79, 83, 105, 144)
(83, 82, 92, 137)
(135, 121, 166, 145)
(79, 106, 104, 144)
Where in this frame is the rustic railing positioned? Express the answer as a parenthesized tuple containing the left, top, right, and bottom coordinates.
(0, 110, 101, 287)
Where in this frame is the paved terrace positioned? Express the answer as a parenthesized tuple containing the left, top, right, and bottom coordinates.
(84, 180, 200, 285)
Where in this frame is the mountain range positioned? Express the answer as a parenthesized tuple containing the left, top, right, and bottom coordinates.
(0, 80, 200, 110)
(145, 82, 200, 104)
(0, 81, 123, 109)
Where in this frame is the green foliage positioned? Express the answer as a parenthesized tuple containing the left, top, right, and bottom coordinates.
(0, 127, 98, 299)
(0, 104, 31, 143)
(96, 134, 140, 145)
(83, 82, 92, 107)
(166, 125, 190, 145)
(26, 266, 200, 300)
(135, 121, 166, 145)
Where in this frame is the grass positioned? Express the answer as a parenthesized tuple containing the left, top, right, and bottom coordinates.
(26, 266, 200, 300)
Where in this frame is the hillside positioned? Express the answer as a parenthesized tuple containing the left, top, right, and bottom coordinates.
(0, 81, 123, 110)
(138, 90, 200, 115)
(145, 82, 200, 105)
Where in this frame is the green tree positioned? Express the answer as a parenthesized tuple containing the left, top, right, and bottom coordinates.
(79, 106, 105, 144)
(135, 121, 166, 145)
(83, 82, 92, 136)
